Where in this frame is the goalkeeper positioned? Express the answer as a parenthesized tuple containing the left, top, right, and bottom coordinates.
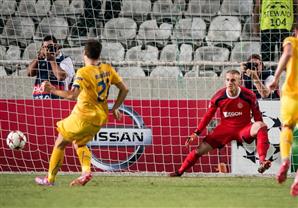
(170, 69, 271, 177)
(35, 40, 129, 186)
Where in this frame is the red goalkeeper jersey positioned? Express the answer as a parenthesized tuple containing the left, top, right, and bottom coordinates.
(196, 86, 263, 132)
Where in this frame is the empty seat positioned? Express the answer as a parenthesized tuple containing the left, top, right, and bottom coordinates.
(194, 46, 230, 74)
(219, 0, 253, 16)
(0, 0, 17, 16)
(61, 47, 84, 66)
(150, 66, 182, 78)
(120, 0, 151, 18)
(206, 16, 241, 47)
(152, 0, 183, 21)
(117, 66, 146, 78)
(125, 45, 159, 62)
(136, 20, 172, 47)
(22, 42, 42, 60)
(0, 16, 35, 47)
(185, 68, 218, 77)
(17, 0, 51, 17)
(172, 18, 206, 44)
(52, 0, 84, 16)
(230, 41, 261, 62)
(160, 44, 179, 62)
(0, 66, 7, 76)
(103, 18, 137, 45)
(101, 42, 125, 62)
(34, 17, 68, 43)
(241, 17, 259, 41)
(185, 0, 221, 17)
(0, 45, 6, 60)
(3, 45, 21, 74)
(179, 44, 193, 63)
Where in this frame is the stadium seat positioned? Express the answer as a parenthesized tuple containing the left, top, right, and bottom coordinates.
(34, 17, 69, 44)
(206, 16, 241, 47)
(17, 0, 51, 17)
(160, 44, 179, 62)
(22, 42, 42, 60)
(117, 66, 146, 78)
(179, 44, 193, 71)
(185, 0, 221, 18)
(3, 45, 21, 74)
(103, 18, 137, 47)
(172, 18, 206, 45)
(150, 66, 183, 78)
(125, 45, 159, 62)
(61, 47, 84, 66)
(0, 0, 17, 16)
(101, 42, 125, 62)
(152, 0, 183, 22)
(0, 16, 35, 47)
(0, 66, 7, 76)
(194, 46, 230, 75)
(0, 45, 6, 60)
(230, 41, 261, 62)
(241, 17, 259, 41)
(136, 20, 172, 48)
(184, 68, 218, 77)
(120, 0, 151, 19)
(219, 0, 253, 16)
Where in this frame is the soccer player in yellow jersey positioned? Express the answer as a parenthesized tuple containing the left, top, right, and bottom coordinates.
(35, 40, 129, 186)
(269, 24, 298, 197)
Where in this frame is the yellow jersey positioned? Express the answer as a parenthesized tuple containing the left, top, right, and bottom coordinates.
(71, 63, 122, 126)
(282, 37, 298, 97)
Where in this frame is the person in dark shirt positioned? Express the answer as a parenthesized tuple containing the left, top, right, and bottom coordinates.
(169, 69, 271, 177)
(241, 54, 280, 99)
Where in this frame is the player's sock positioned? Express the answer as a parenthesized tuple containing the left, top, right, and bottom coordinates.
(47, 147, 65, 183)
(76, 146, 92, 173)
(256, 126, 269, 162)
(178, 149, 200, 174)
(280, 128, 293, 159)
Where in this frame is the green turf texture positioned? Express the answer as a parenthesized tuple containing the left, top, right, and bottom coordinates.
(0, 174, 297, 208)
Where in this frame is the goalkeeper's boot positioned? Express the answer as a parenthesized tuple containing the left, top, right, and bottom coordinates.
(257, 160, 271, 174)
(276, 159, 290, 184)
(35, 176, 54, 186)
(70, 172, 93, 186)
(290, 172, 298, 197)
(169, 170, 183, 177)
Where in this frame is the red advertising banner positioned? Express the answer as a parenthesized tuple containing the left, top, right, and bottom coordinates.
(0, 99, 230, 173)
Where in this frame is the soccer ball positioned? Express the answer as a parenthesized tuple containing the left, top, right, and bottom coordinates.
(6, 130, 27, 150)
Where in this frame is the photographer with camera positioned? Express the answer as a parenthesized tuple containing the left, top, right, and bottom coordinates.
(241, 54, 279, 100)
(27, 35, 75, 99)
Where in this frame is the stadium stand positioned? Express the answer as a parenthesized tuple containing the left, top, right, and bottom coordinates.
(125, 45, 159, 62)
(22, 42, 42, 60)
(219, 0, 253, 16)
(241, 17, 259, 41)
(17, 0, 51, 17)
(119, 0, 151, 21)
(0, 16, 35, 47)
(230, 41, 261, 62)
(160, 44, 179, 62)
(61, 46, 84, 66)
(117, 66, 146, 78)
(185, 0, 221, 17)
(150, 66, 182, 78)
(0, 0, 17, 16)
(101, 41, 125, 62)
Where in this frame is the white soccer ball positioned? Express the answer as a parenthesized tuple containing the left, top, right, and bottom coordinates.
(6, 130, 27, 150)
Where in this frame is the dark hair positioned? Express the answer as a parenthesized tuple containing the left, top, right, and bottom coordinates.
(247, 54, 262, 62)
(43, 35, 57, 43)
(84, 39, 102, 60)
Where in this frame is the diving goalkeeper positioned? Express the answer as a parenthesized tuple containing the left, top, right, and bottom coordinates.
(170, 69, 271, 177)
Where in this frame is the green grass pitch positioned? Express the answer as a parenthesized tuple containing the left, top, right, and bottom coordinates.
(0, 174, 297, 208)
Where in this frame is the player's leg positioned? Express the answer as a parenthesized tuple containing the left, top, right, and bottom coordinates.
(277, 96, 298, 183)
(291, 168, 298, 197)
(35, 134, 70, 186)
(169, 141, 213, 177)
(69, 123, 100, 186)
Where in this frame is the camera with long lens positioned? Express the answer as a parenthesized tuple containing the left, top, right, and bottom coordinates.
(244, 62, 258, 70)
(47, 44, 58, 53)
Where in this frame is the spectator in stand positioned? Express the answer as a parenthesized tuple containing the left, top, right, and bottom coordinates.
(27, 35, 75, 99)
(169, 69, 272, 177)
(241, 54, 280, 99)
(253, 0, 298, 62)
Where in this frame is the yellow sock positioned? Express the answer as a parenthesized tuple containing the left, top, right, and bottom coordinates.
(48, 147, 65, 183)
(280, 128, 293, 160)
(76, 146, 92, 173)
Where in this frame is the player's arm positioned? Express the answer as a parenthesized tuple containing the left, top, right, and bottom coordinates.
(111, 81, 129, 120)
(251, 95, 263, 122)
(186, 102, 217, 146)
(269, 42, 292, 90)
(41, 81, 80, 100)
